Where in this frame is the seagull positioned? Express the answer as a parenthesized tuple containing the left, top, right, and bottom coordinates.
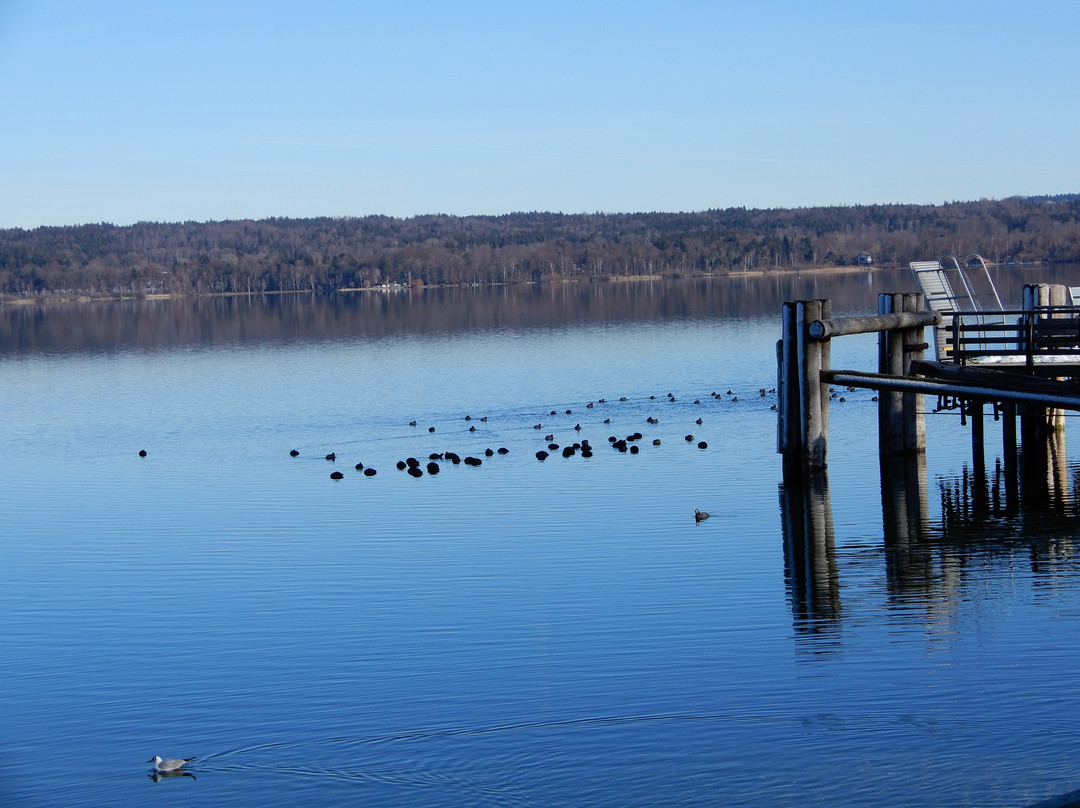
(695, 509, 710, 522)
(148, 755, 195, 773)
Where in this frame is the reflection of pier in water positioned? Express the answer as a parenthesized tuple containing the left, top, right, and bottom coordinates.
(782, 451, 1080, 653)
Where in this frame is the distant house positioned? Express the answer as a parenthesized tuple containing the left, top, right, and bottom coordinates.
(855, 252, 873, 265)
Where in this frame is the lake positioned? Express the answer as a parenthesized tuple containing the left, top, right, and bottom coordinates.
(3, 266, 1080, 807)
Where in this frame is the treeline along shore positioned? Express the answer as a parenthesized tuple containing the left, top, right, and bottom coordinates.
(2, 195, 1078, 301)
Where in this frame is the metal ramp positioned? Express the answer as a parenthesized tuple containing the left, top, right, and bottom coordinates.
(910, 254, 1005, 360)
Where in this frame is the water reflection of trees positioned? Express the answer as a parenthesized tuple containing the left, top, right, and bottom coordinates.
(0, 267, 993, 356)
(782, 456, 1080, 656)
(6, 265, 1077, 357)
(0, 271, 907, 356)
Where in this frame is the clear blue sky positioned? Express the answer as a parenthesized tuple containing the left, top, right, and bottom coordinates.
(1, 0, 1077, 228)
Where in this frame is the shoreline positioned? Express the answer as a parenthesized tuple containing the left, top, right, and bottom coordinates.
(0, 265, 895, 306)
(9, 260, 1051, 306)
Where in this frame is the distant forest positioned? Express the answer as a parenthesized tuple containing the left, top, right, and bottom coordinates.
(2, 195, 1079, 300)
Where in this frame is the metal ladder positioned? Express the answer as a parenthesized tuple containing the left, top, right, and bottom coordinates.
(910, 254, 1005, 360)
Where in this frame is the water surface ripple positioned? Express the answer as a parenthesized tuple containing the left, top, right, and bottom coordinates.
(3, 273, 1080, 807)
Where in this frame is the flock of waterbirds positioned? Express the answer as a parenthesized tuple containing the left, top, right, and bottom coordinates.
(133, 383, 878, 478)
(278, 387, 794, 524)
(135, 384, 869, 525)
(285, 388, 776, 482)
(283, 383, 871, 499)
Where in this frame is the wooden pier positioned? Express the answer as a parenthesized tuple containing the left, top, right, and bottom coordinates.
(778, 284, 1080, 477)
(778, 281, 1080, 652)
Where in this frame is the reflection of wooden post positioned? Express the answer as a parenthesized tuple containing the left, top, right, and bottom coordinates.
(1001, 403, 1019, 511)
(881, 452, 929, 544)
(1048, 427, 1069, 507)
(780, 471, 840, 633)
(1024, 425, 1071, 512)
(778, 299, 831, 470)
(881, 453, 932, 598)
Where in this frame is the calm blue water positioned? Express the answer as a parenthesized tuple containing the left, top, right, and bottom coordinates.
(4, 274, 1080, 807)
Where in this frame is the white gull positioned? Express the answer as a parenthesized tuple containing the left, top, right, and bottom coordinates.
(148, 755, 195, 772)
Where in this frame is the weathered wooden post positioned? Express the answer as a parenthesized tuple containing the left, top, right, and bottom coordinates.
(1018, 284, 1071, 504)
(778, 299, 831, 470)
(778, 303, 799, 462)
(901, 293, 928, 454)
(1020, 283, 1069, 477)
(877, 293, 928, 458)
(1024, 282, 1069, 311)
(876, 292, 932, 562)
(879, 293, 904, 456)
(969, 401, 985, 472)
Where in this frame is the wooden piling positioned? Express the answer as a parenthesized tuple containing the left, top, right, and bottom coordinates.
(877, 293, 928, 458)
(1021, 283, 1069, 450)
(778, 303, 799, 459)
(782, 295, 937, 471)
(800, 299, 830, 469)
(879, 293, 904, 456)
(969, 401, 985, 472)
(901, 293, 928, 453)
(779, 299, 831, 470)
